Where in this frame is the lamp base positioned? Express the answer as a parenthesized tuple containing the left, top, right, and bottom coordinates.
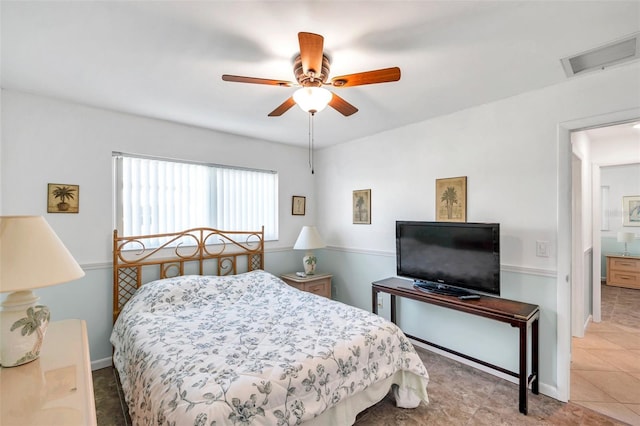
(1, 291, 50, 367)
(303, 253, 317, 275)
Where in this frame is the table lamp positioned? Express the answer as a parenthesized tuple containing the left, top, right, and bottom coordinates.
(0, 216, 85, 367)
(617, 231, 635, 256)
(293, 226, 325, 275)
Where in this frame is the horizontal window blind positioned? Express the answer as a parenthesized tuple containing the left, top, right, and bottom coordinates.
(114, 154, 278, 245)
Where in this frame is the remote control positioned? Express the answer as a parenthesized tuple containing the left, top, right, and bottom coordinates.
(296, 272, 306, 277)
(458, 295, 480, 300)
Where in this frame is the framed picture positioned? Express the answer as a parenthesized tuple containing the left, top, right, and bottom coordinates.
(623, 195, 640, 226)
(353, 189, 371, 224)
(436, 176, 467, 222)
(47, 183, 79, 213)
(292, 196, 306, 215)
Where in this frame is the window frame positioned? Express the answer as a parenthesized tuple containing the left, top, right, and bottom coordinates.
(113, 152, 279, 242)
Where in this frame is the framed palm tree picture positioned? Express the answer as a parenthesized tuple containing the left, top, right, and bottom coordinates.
(353, 189, 371, 224)
(47, 183, 79, 213)
(436, 177, 466, 222)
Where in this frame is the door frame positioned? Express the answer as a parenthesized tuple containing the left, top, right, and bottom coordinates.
(557, 107, 640, 402)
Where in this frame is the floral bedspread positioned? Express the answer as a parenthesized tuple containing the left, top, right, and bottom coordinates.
(111, 270, 429, 425)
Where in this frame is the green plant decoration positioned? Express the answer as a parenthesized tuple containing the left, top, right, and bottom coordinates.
(10, 305, 51, 364)
(52, 185, 76, 211)
(440, 186, 458, 219)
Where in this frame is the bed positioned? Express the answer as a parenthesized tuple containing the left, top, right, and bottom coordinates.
(110, 227, 429, 425)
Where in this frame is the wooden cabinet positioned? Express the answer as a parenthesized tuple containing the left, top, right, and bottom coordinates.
(606, 254, 640, 289)
(280, 273, 332, 298)
(0, 319, 97, 426)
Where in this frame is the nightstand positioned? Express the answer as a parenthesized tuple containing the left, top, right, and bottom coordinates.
(280, 273, 332, 298)
(0, 319, 97, 426)
(606, 254, 640, 289)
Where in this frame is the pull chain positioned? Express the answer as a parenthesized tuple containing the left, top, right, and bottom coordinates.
(308, 112, 315, 174)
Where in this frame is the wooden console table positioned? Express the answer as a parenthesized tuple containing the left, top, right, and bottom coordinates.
(372, 277, 540, 415)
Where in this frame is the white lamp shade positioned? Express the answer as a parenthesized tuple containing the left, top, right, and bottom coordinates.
(1, 216, 85, 293)
(293, 226, 326, 251)
(293, 87, 332, 113)
(617, 232, 635, 243)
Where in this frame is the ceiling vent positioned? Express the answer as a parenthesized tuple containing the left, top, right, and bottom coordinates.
(561, 33, 640, 77)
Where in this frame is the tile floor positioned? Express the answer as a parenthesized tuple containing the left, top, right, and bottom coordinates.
(570, 284, 640, 425)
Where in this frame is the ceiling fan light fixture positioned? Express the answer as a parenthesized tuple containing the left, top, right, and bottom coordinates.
(293, 87, 332, 113)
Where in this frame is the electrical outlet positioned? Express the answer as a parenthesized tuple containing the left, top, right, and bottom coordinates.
(536, 240, 550, 257)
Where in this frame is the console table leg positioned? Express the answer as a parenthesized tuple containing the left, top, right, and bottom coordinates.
(532, 317, 539, 395)
(390, 294, 397, 324)
(519, 324, 528, 415)
(372, 289, 378, 314)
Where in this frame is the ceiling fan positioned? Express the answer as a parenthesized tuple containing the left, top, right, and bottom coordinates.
(222, 32, 401, 117)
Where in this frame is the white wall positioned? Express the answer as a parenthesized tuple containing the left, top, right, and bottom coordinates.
(591, 133, 640, 165)
(0, 90, 317, 365)
(601, 163, 640, 258)
(314, 61, 640, 399)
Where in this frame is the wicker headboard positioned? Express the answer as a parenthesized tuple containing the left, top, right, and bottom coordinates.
(112, 227, 264, 323)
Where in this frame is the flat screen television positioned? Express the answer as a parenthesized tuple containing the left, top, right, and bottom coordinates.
(396, 221, 500, 296)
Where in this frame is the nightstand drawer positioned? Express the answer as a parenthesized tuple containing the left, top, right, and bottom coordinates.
(610, 270, 640, 287)
(280, 273, 332, 299)
(609, 257, 640, 273)
(305, 281, 331, 298)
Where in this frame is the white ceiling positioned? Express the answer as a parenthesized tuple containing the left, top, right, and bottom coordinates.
(2, 1, 639, 149)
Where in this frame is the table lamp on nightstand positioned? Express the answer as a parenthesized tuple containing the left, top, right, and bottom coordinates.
(617, 231, 635, 256)
(293, 226, 325, 275)
(0, 216, 85, 367)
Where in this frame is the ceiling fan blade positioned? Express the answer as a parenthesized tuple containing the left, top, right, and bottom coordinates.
(330, 67, 401, 87)
(222, 74, 294, 87)
(298, 32, 324, 77)
(328, 93, 358, 116)
(268, 97, 297, 117)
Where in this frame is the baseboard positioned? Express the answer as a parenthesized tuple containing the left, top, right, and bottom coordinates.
(583, 314, 593, 333)
(91, 357, 112, 371)
(411, 339, 559, 400)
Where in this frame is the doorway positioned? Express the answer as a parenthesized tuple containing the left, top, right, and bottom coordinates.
(571, 122, 640, 333)
(568, 121, 640, 424)
(558, 109, 640, 405)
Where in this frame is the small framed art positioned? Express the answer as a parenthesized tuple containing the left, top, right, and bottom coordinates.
(353, 189, 371, 224)
(47, 183, 79, 213)
(623, 195, 640, 226)
(292, 196, 306, 215)
(436, 176, 466, 222)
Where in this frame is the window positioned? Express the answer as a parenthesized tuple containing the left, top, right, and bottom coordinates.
(113, 153, 278, 243)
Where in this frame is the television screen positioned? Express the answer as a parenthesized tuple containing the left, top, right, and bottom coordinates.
(396, 221, 500, 296)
